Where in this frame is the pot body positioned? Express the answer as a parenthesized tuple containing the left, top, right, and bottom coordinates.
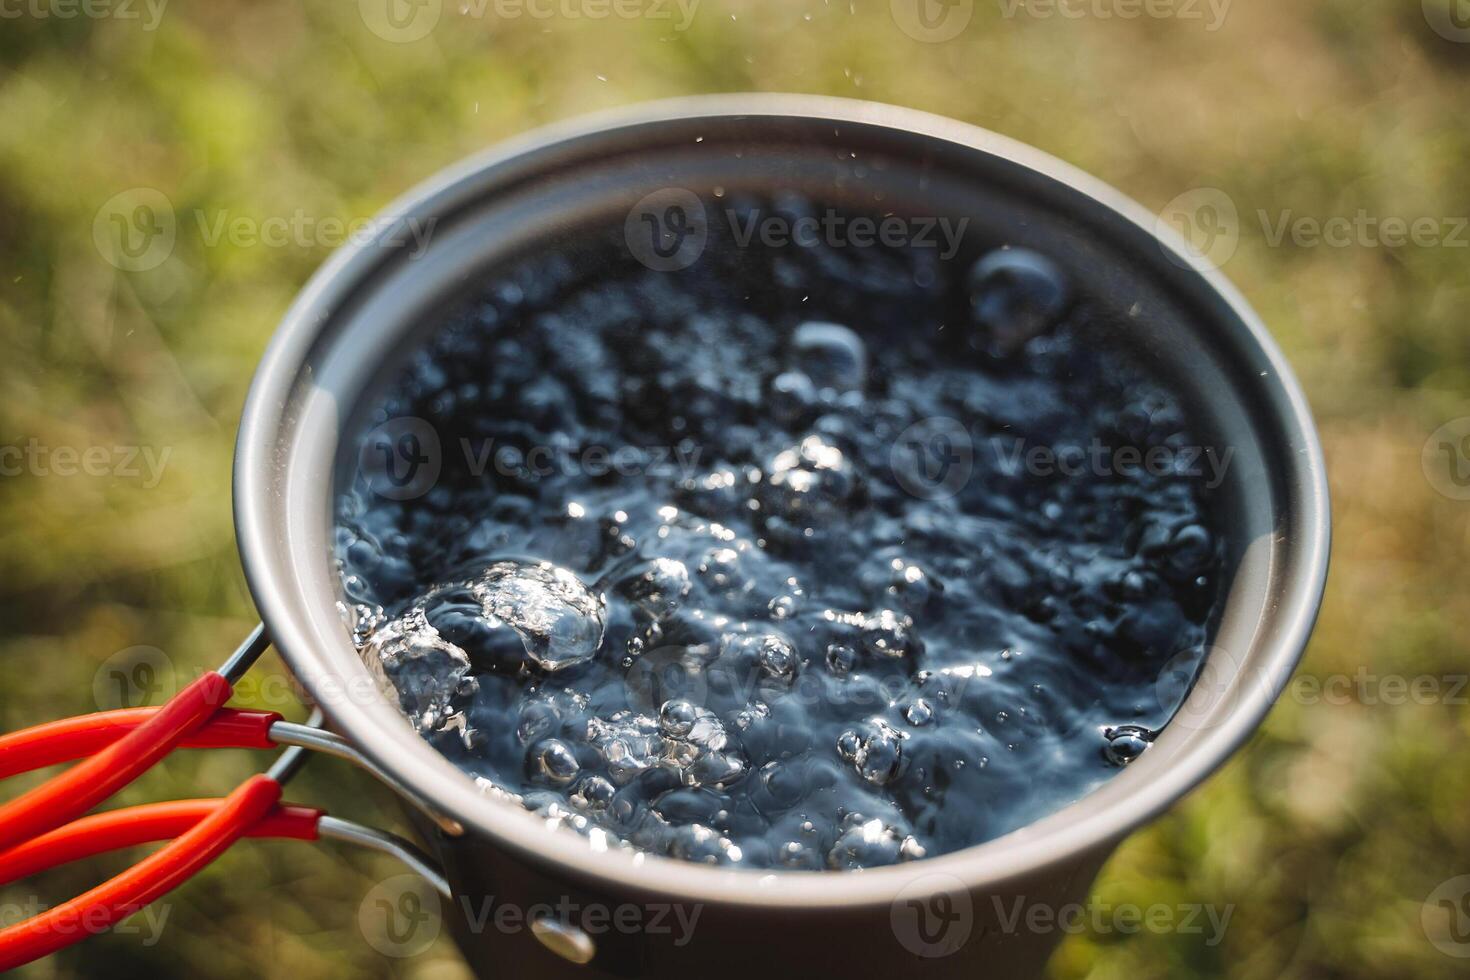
(424, 823, 1112, 979)
(235, 96, 1329, 980)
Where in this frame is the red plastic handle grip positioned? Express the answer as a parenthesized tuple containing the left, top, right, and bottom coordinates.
(0, 672, 234, 853)
(0, 707, 282, 780)
(0, 774, 284, 971)
(0, 799, 323, 886)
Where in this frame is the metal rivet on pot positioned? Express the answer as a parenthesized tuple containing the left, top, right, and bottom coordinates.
(530, 916, 596, 965)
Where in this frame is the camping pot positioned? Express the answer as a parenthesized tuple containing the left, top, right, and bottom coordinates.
(233, 95, 1330, 978)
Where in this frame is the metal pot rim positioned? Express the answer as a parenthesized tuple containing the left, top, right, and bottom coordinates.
(234, 94, 1330, 908)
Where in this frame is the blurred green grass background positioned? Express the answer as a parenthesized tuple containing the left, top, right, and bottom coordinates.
(2, 1, 1468, 976)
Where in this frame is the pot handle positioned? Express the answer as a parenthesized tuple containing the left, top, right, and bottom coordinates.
(0, 625, 456, 969)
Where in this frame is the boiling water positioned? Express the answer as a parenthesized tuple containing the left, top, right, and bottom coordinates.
(335, 197, 1223, 870)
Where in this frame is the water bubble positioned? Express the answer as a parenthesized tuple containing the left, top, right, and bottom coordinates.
(1102, 725, 1154, 766)
(698, 547, 744, 591)
(769, 370, 819, 424)
(791, 321, 868, 392)
(528, 739, 581, 786)
(968, 248, 1071, 356)
(904, 699, 935, 726)
(827, 817, 916, 870)
(763, 761, 805, 805)
(658, 699, 745, 788)
(861, 609, 922, 660)
(761, 435, 858, 526)
(837, 719, 908, 786)
(619, 558, 692, 619)
(469, 560, 607, 672)
(587, 713, 665, 786)
(516, 700, 561, 744)
(366, 607, 473, 732)
(778, 840, 823, 870)
(570, 775, 616, 811)
(667, 824, 742, 865)
(714, 631, 801, 698)
(768, 594, 797, 620)
(731, 700, 771, 732)
(757, 635, 799, 683)
(424, 587, 527, 675)
(1166, 524, 1215, 578)
(658, 699, 724, 747)
(887, 560, 940, 613)
(683, 750, 749, 788)
(826, 643, 858, 676)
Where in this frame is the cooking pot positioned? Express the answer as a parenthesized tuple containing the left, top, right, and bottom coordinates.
(230, 94, 1330, 978)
